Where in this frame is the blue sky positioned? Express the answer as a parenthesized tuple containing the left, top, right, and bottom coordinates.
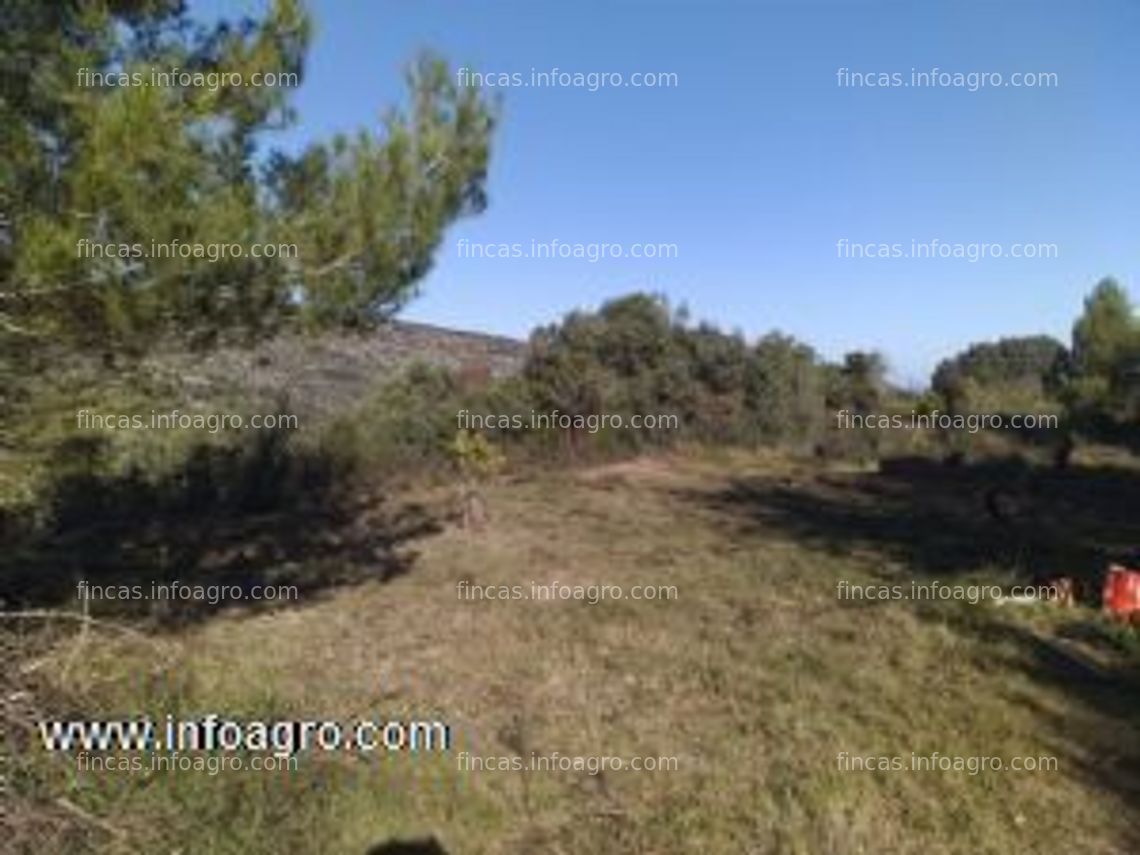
(197, 0, 1138, 385)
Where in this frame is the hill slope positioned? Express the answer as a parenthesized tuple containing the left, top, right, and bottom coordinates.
(158, 320, 527, 416)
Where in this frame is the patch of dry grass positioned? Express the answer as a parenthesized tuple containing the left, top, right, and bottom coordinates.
(7, 451, 1139, 853)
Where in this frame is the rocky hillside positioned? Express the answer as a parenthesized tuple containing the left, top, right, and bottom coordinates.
(164, 320, 527, 416)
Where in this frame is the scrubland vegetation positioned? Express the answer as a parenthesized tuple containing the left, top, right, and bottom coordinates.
(4, 278, 1139, 854)
(2, 1, 1138, 853)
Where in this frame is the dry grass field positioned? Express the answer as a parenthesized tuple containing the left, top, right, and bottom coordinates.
(6, 449, 1139, 854)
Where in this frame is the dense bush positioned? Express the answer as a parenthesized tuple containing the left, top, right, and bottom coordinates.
(932, 335, 1066, 414)
(521, 293, 839, 451)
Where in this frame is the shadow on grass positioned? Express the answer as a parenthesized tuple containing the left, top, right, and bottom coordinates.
(366, 838, 449, 855)
(0, 430, 442, 627)
(673, 452, 1140, 824)
(675, 454, 1140, 592)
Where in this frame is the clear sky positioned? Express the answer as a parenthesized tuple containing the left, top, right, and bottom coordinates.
(196, 0, 1139, 385)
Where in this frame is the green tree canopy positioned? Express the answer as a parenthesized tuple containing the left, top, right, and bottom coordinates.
(931, 335, 1066, 410)
(524, 293, 829, 444)
(1071, 278, 1137, 378)
(834, 350, 886, 414)
(1065, 277, 1140, 419)
(1, 0, 495, 353)
(524, 294, 683, 422)
(746, 333, 825, 440)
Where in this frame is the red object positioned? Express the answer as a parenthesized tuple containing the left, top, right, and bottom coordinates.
(1102, 565, 1140, 618)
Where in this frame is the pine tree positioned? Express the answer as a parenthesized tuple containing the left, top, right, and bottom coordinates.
(1, 0, 495, 354)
